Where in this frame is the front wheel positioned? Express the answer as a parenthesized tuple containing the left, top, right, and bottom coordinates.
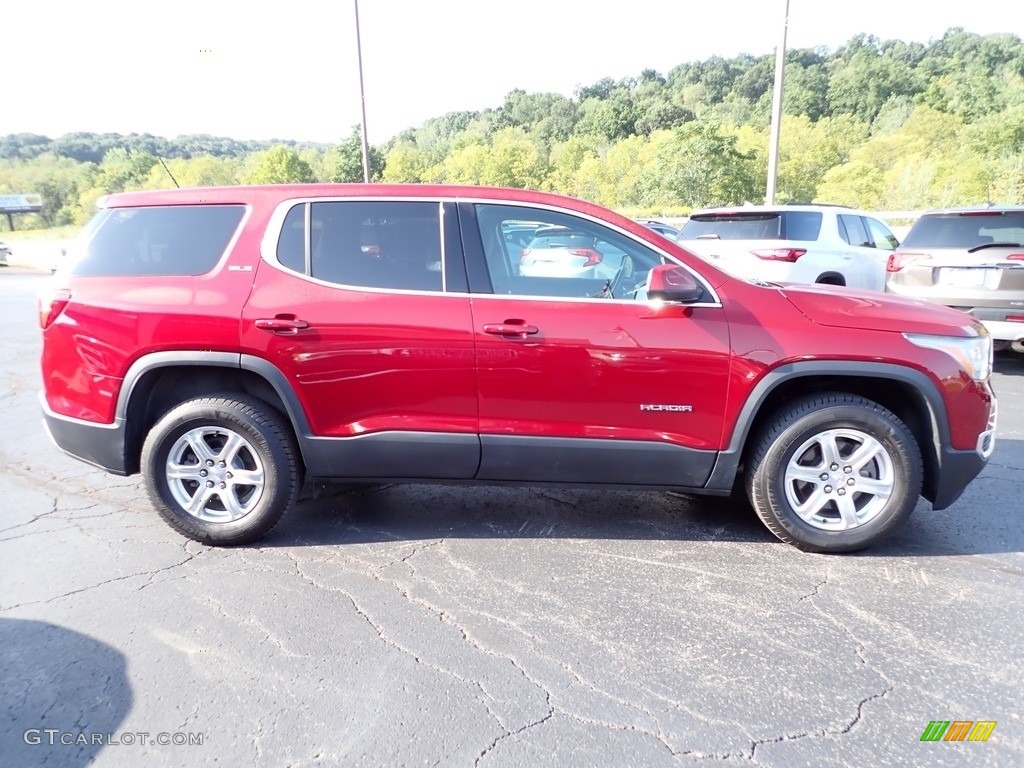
(746, 394, 923, 553)
(141, 396, 301, 545)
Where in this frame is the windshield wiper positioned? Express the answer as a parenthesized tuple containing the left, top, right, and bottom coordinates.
(967, 242, 1023, 252)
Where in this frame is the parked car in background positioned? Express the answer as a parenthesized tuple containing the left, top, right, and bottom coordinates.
(637, 220, 680, 239)
(518, 226, 621, 280)
(676, 204, 900, 291)
(886, 206, 1024, 351)
(0, 241, 11, 265)
(40, 184, 996, 553)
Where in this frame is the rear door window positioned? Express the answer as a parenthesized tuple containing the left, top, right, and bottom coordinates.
(72, 205, 245, 276)
(309, 201, 444, 292)
(839, 214, 870, 247)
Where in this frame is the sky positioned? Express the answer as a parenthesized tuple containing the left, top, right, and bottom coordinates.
(3, 0, 1019, 145)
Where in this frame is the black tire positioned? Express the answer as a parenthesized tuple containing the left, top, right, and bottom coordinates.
(745, 394, 922, 553)
(141, 395, 302, 545)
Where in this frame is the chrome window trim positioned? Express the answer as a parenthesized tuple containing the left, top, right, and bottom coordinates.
(439, 203, 448, 293)
(258, 195, 722, 308)
(303, 202, 311, 274)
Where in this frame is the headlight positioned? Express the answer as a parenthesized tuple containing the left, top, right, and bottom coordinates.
(904, 331, 992, 381)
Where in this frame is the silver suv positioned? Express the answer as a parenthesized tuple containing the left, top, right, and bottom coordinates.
(885, 207, 1024, 352)
(676, 204, 900, 291)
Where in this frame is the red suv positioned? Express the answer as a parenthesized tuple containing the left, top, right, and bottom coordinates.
(40, 185, 997, 552)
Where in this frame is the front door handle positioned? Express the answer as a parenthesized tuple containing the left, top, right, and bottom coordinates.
(255, 316, 309, 335)
(482, 322, 539, 339)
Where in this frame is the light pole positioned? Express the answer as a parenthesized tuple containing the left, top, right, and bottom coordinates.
(765, 0, 790, 204)
(354, 0, 371, 183)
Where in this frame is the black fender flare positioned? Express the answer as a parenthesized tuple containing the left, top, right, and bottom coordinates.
(705, 361, 947, 491)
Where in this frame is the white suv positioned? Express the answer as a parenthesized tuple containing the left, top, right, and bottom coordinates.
(676, 205, 900, 291)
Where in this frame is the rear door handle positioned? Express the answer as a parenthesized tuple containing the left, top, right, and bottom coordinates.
(482, 322, 539, 339)
(255, 317, 309, 335)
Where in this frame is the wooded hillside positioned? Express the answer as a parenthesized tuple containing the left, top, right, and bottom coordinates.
(2, 27, 1022, 230)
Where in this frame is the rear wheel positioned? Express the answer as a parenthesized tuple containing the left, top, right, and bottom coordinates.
(141, 396, 301, 545)
(746, 394, 922, 553)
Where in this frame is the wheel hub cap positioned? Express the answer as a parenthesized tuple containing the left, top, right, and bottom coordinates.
(783, 428, 895, 531)
(165, 426, 266, 523)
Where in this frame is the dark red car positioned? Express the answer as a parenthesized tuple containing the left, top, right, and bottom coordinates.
(40, 185, 997, 552)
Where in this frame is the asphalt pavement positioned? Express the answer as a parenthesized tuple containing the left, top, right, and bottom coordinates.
(1, 268, 1022, 767)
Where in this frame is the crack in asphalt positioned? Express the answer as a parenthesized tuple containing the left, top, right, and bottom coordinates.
(981, 461, 1024, 472)
(747, 688, 892, 764)
(0, 496, 60, 536)
(282, 542, 737, 763)
(0, 553, 196, 611)
(203, 591, 303, 659)
(798, 573, 829, 602)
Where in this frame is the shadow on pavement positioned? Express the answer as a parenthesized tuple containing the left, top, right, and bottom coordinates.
(264, 436, 1024, 558)
(0, 618, 132, 768)
(271, 483, 777, 549)
(994, 349, 1024, 376)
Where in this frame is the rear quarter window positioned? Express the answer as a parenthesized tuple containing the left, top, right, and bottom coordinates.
(71, 205, 246, 277)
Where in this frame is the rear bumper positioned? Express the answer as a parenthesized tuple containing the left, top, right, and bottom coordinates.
(40, 392, 128, 476)
(978, 319, 1024, 343)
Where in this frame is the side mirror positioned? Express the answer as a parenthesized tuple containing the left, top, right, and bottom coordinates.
(646, 264, 703, 303)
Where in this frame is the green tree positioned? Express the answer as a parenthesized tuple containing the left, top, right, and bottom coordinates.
(381, 141, 433, 183)
(141, 155, 241, 190)
(637, 124, 760, 208)
(545, 135, 603, 195)
(328, 127, 385, 183)
(243, 146, 314, 184)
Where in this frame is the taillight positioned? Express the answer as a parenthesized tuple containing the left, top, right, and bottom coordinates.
(1006, 254, 1024, 261)
(569, 248, 603, 266)
(887, 252, 931, 272)
(39, 289, 71, 329)
(751, 248, 806, 262)
(1008, 315, 1024, 323)
(520, 247, 530, 265)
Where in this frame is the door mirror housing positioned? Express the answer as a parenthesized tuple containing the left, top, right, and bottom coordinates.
(645, 264, 703, 303)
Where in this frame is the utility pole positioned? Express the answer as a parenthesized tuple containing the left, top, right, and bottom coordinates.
(765, 0, 790, 204)
(354, 0, 371, 183)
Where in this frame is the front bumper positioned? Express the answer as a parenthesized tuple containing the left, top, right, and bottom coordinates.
(930, 399, 996, 510)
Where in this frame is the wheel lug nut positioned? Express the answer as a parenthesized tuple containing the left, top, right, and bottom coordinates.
(226, 472, 233, 479)
(206, 460, 214, 467)
(844, 466, 852, 474)
(830, 463, 839, 471)
(219, 461, 226, 468)
(837, 488, 846, 496)
(824, 485, 833, 493)
(819, 472, 829, 481)
(219, 482, 226, 489)
(206, 480, 214, 488)
(847, 478, 855, 486)
(200, 469, 208, 477)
